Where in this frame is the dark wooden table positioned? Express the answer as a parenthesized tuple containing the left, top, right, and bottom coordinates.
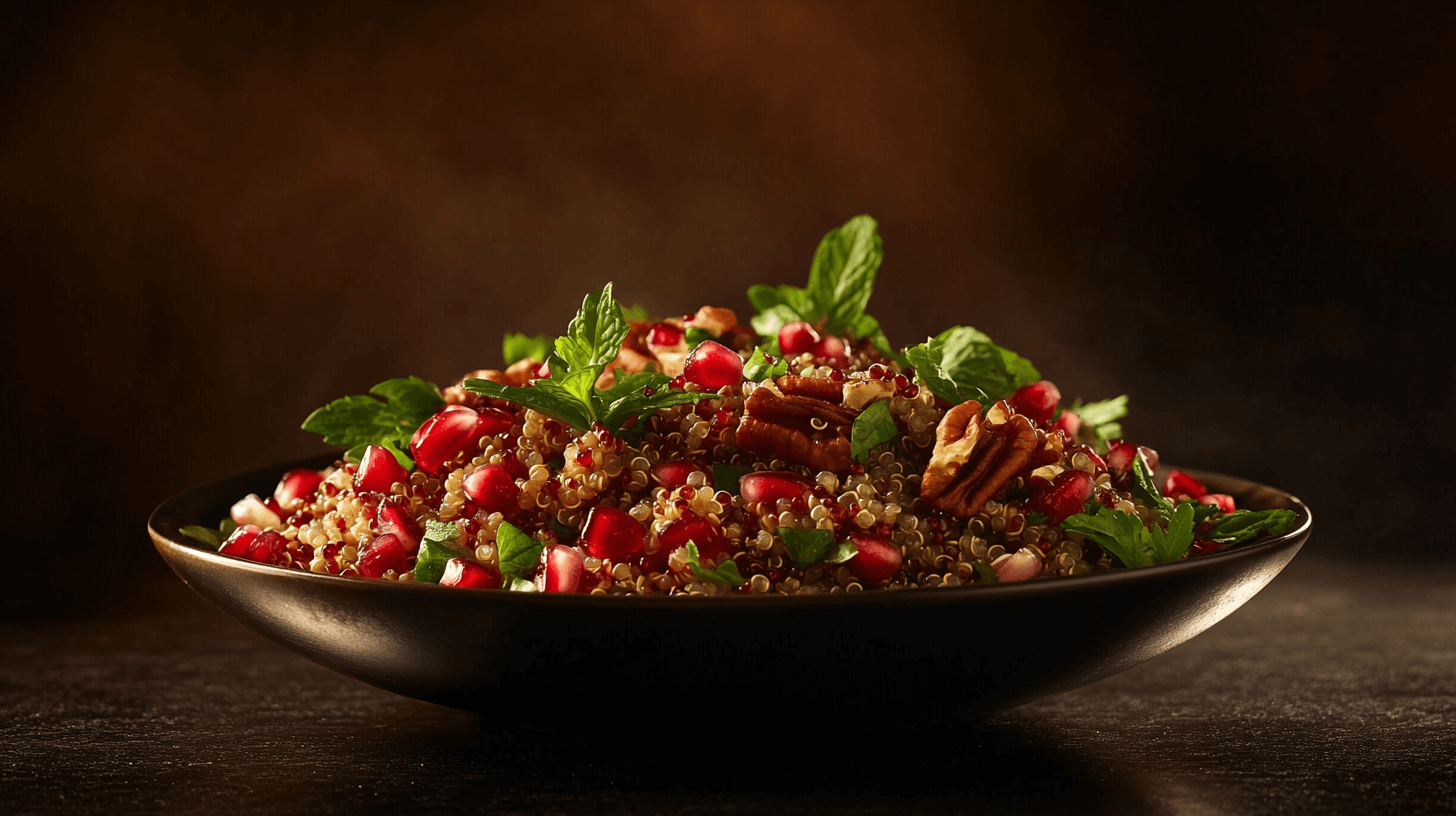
(3, 555, 1452, 815)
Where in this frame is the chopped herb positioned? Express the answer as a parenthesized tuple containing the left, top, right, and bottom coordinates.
(850, 400, 898, 463)
(413, 520, 469, 584)
(902, 326, 1039, 405)
(684, 542, 747, 587)
(824, 540, 859, 564)
(712, 464, 751, 495)
(973, 562, 1000, 583)
(1060, 501, 1198, 568)
(684, 326, 714, 346)
(502, 332, 552, 366)
(1025, 511, 1049, 525)
(508, 577, 537, 592)
(1205, 509, 1297, 544)
(180, 518, 237, 550)
(301, 376, 444, 469)
(495, 521, 544, 581)
(1066, 395, 1129, 448)
(1129, 454, 1174, 516)
(780, 527, 836, 566)
(742, 347, 789, 382)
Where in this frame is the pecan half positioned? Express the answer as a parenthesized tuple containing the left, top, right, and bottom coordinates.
(736, 380, 857, 472)
(921, 400, 1038, 517)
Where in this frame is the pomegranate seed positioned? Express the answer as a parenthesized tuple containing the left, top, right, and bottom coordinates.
(1105, 441, 1158, 487)
(230, 493, 281, 528)
(1190, 539, 1224, 556)
(477, 406, 516, 437)
(439, 558, 502, 589)
(355, 445, 409, 493)
(868, 364, 887, 379)
(738, 471, 811, 505)
(462, 464, 520, 515)
(1163, 470, 1209, 500)
(219, 524, 260, 557)
(1199, 493, 1237, 513)
(652, 460, 704, 489)
(1052, 409, 1081, 439)
(899, 383, 920, 399)
(581, 505, 645, 560)
(992, 548, 1042, 582)
(778, 321, 820, 356)
(713, 409, 733, 429)
(648, 322, 684, 347)
(246, 530, 287, 564)
(892, 373, 909, 390)
(410, 404, 484, 475)
(846, 533, 902, 583)
(356, 533, 407, 579)
(273, 469, 325, 509)
(533, 360, 551, 379)
(811, 335, 850, 367)
(653, 512, 725, 568)
(543, 545, 585, 593)
(575, 450, 594, 468)
(1009, 380, 1061, 426)
(1027, 470, 1095, 525)
(668, 375, 687, 390)
(377, 497, 424, 555)
(683, 340, 744, 389)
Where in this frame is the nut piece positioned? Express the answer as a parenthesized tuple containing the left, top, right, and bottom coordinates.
(921, 399, 1038, 517)
(736, 380, 857, 472)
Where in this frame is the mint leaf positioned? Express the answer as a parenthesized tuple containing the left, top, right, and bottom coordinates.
(508, 577, 536, 592)
(684, 326, 714, 346)
(179, 524, 223, 549)
(780, 527, 835, 565)
(747, 285, 815, 336)
(301, 376, 443, 465)
(597, 383, 718, 436)
(807, 215, 883, 336)
(905, 326, 1039, 405)
(824, 540, 859, 564)
(1129, 454, 1174, 515)
(1070, 395, 1129, 427)
(1061, 507, 1156, 568)
(850, 399, 897, 463)
(496, 521, 544, 581)
(464, 378, 593, 431)
(684, 542, 747, 587)
(904, 342, 985, 405)
(711, 464, 751, 495)
(620, 302, 650, 323)
(503, 332, 552, 366)
(1205, 509, 1297, 545)
(555, 283, 630, 372)
(973, 562, 999, 584)
(742, 347, 789, 382)
(414, 520, 469, 584)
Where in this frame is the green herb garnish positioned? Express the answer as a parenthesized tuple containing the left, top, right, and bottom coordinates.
(301, 376, 444, 469)
(684, 542, 747, 587)
(413, 520, 470, 583)
(824, 540, 859, 564)
(503, 332, 552, 366)
(850, 399, 898, 463)
(779, 527, 836, 566)
(465, 284, 717, 435)
(495, 521, 545, 581)
(712, 464, 751, 495)
(742, 347, 789, 382)
(620, 302, 650, 322)
(1205, 509, 1297, 544)
(903, 326, 1040, 405)
(973, 562, 1000, 583)
(1065, 395, 1129, 448)
(1060, 501, 1196, 568)
(179, 518, 240, 550)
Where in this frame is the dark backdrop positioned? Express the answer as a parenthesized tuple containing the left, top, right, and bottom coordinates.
(3, 0, 1452, 616)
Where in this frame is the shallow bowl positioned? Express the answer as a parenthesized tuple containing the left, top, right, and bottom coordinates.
(149, 456, 1311, 726)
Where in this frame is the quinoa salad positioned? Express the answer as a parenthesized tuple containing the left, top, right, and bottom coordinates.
(182, 215, 1296, 595)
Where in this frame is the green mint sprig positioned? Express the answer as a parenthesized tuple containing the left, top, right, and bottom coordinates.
(903, 326, 1040, 406)
(496, 521, 545, 582)
(503, 333, 552, 366)
(747, 215, 901, 362)
(466, 284, 717, 435)
(742, 347, 789, 382)
(684, 542, 747, 587)
(301, 376, 445, 469)
(850, 400, 898, 463)
(413, 520, 471, 583)
(780, 527, 836, 566)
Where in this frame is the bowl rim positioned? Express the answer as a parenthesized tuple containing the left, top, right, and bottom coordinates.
(149, 455, 1312, 611)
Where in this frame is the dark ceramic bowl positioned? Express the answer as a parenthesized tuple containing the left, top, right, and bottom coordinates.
(150, 455, 1311, 726)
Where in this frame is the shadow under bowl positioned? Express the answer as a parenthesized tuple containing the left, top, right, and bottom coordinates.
(150, 456, 1311, 727)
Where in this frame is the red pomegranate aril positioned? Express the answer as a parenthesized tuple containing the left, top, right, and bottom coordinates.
(246, 530, 287, 564)
(812, 335, 850, 366)
(219, 524, 261, 557)
(355, 445, 409, 493)
(656, 512, 725, 564)
(992, 548, 1042, 582)
(648, 322, 683, 347)
(543, 545, 585, 593)
(230, 493, 282, 528)
(411, 404, 484, 474)
(738, 471, 811, 505)
(1009, 380, 1061, 426)
(1199, 493, 1237, 513)
(1068, 445, 1108, 475)
(581, 505, 646, 560)
(1052, 409, 1081, 440)
(651, 461, 703, 489)
(1027, 470, 1095, 525)
(778, 321, 820, 356)
(683, 340, 743, 390)
(377, 497, 424, 555)
(439, 558, 502, 589)
(576, 450, 594, 468)
(462, 464, 520, 515)
(356, 533, 407, 579)
(845, 533, 902, 583)
(476, 406, 515, 437)
(274, 469, 325, 510)
(1163, 469, 1209, 500)
(1106, 441, 1159, 483)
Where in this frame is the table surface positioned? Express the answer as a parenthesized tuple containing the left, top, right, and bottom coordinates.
(2, 555, 1452, 816)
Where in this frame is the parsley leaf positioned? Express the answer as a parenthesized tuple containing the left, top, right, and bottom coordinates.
(495, 521, 544, 581)
(742, 347, 789, 382)
(850, 400, 898, 463)
(503, 332, 552, 366)
(1129, 453, 1174, 515)
(684, 542, 747, 587)
(1205, 509, 1297, 544)
(780, 527, 836, 566)
(301, 377, 443, 469)
(414, 520, 470, 584)
(903, 326, 1039, 405)
(1147, 501, 1197, 563)
(1061, 502, 1198, 568)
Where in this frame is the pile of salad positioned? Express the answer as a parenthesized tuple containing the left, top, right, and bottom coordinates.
(183, 215, 1295, 595)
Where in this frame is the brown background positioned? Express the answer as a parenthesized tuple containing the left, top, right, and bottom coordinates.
(3, 1, 1453, 616)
